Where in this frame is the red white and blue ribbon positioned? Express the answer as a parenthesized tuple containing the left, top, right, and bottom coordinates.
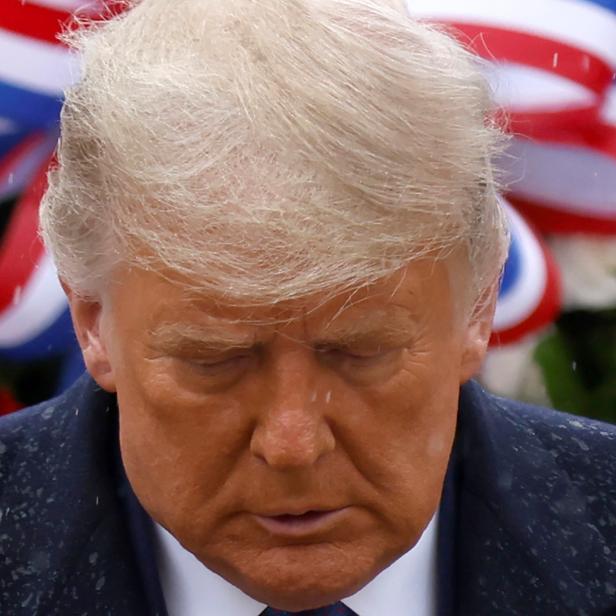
(0, 0, 100, 131)
(406, 0, 616, 130)
(491, 199, 561, 345)
(0, 155, 74, 361)
(0, 0, 103, 366)
(0, 130, 58, 202)
(406, 0, 616, 235)
(505, 81, 616, 234)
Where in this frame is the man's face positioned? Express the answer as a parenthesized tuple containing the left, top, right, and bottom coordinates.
(73, 259, 490, 610)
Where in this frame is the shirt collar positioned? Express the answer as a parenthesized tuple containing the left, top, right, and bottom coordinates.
(154, 514, 437, 616)
(343, 513, 437, 616)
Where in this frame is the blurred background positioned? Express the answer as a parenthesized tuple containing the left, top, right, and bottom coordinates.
(1, 0, 615, 421)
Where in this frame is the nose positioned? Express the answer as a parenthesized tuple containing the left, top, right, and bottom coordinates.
(250, 349, 336, 470)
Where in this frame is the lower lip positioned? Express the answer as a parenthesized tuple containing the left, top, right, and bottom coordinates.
(254, 509, 349, 537)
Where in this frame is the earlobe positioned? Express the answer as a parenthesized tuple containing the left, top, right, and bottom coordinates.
(62, 282, 117, 392)
(459, 280, 500, 384)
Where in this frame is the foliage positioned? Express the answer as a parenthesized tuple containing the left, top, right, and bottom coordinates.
(535, 308, 616, 424)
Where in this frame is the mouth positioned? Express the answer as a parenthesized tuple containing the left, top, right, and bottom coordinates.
(253, 508, 349, 537)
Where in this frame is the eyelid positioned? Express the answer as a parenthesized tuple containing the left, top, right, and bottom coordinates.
(170, 339, 261, 356)
(188, 346, 259, 362)
(184, 351, 257, 379)
(191, 353, 247, 365)
(316, 344, 392, 358)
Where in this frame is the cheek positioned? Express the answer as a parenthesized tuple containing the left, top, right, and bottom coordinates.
(113, 354, 255, 532)
(342, 346, 460, 535)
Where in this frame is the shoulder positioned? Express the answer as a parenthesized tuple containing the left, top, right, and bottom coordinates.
(0, 376, 142, 614)
(0, 374, 118, 543)
(0, 377, 151, 615)
(457, 381, 616, 564)
(0, 374, 114, 485)
(454, 382, 616, 614)
(0, 373, 122, 515)
(460, 381, 616, 492)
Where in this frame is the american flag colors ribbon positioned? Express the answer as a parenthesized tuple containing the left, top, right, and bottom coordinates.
(0, 0, 62, 362)
(406, 0, 616, 129)
(492, 199, 561, 346)
(406, 0, 616, 236)
(0, 130, 58, 201)
(0, 0, 87, 131)
(0, 154, 74, 361)
(0, 0, 101, 364)
(505, 82, 616, 235)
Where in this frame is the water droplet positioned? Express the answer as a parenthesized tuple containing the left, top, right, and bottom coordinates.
(41, 406, 55, 420)
(7, 173, 14, 185)
(427, 434, 447, 457)
(324, 390, 332, 404)
(572, 436, 590, 452)
(552, 52, 559, 68)
(572, 361, 577, 371)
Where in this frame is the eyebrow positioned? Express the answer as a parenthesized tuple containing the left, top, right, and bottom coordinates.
(313, 308, 419, 348)
(148, 307, 419, 352)
(148, 322, 262, 353)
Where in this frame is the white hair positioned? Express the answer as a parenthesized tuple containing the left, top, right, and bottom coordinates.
(40, 0, 508, 308)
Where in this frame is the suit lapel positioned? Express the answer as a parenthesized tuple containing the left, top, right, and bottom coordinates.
(436, 443, 459, 616)
(115, 449, 169, 616)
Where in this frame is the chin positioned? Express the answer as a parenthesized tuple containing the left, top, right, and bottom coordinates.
(212, 543, 381, 612)
(240, 570, 368, 612)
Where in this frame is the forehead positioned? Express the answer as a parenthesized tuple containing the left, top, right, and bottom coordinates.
(110, 258, 457, 339)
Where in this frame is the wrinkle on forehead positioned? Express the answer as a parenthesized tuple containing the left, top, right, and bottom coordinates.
(113, 256, 460, 346)
(171, 265, 422, 316)
(146, 291, 425, 355)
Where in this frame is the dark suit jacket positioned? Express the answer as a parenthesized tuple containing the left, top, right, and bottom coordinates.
(0, 374, 615, 615)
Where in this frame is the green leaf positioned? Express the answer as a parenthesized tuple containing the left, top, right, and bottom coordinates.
(534, 332, 589, 416)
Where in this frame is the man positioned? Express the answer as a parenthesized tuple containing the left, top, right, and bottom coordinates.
(1, 0, 615, 614)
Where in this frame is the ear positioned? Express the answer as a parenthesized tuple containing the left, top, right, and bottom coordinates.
(62, 281, 117, 392)
(459, 279, 499, 384)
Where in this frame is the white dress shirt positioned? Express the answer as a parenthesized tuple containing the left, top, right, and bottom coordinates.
(154, 514, 438, 616)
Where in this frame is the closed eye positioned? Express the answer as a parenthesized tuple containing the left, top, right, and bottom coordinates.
(316, 345, 394, 364)
(184, 352, 256, 376)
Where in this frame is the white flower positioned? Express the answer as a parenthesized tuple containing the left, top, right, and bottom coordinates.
(548, 235, 616, 310)
(480, 335, 551, 406)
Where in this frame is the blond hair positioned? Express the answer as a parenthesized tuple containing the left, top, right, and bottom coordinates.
(40, 0, 508, 307)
